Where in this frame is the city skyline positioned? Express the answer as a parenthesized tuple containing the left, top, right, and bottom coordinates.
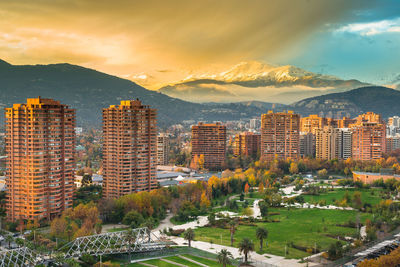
(2, 2, 400, 265)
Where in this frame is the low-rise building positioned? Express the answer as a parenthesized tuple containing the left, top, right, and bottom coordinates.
(353, 171, 400, 184)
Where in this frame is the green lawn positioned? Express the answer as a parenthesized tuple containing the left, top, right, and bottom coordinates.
(144, 259, 178, 267)
(134, 256, 218, 267)
(182, 254, 235, 267)
(107, 227, 129, 233)
(194, 208, 372, 259)
(302, 188, 383, 206)
(165, 256, 203, 267)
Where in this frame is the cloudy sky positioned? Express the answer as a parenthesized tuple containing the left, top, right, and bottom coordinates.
(0, 0, 399, 88)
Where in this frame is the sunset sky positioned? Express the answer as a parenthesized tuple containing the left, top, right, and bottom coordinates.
(0, 0, 399, 89)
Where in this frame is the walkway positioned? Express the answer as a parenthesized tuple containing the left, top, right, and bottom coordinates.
(169, 236, 317, 267)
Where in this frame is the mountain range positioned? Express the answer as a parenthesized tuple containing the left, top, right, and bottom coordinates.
(0, 59, 397, 128)
(158, 61, 369, 103)
(0, 59, 277, 128)
(291, 86, 400, 119)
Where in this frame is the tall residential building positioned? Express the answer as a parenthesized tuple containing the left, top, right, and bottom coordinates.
(351, 122, 386, 161)
(249, 119, 261, 131)
(337, 117, 357, 128)
(261, 111, 300, 160)
(315, 126, 340, 160)
(338, 128, 352, 159)
(300, 114, 325, 134)
(157, 134, 169, 165)
(5, 97, 75, 222)
(315, 127, 352, 160)
(191, 122, 226, 170)
(102, 99, 157, 199)
(299, 132, 315, 158)
(386, 134, 400, 154)
(354, 112, 382, 125)
(234, 132, 261, 158)
(388, 116, 400, 127)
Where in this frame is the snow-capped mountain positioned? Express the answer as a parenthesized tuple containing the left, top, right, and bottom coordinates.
(158, 61, 369, 104)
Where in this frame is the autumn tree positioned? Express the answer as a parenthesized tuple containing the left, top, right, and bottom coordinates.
(258, 183, 264, 194)
(244, 183, 250, 193)
(198, 154, 205, 170)
(289, 162, 299, 174)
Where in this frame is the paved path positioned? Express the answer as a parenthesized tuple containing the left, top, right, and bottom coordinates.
(101, 224, 129, 233)
(154, 213, 175, 232)
(281, 185, 303, 197)
(169, 236, 316, 267)
(252, 199, 261, 218)
(360, 226, 367, 239)
(284, 202, 355, 210)
(179, 255, 208, 267)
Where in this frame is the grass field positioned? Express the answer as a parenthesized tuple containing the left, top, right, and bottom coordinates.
(114, 254, 235, 267)
(194, 208, 372, 259)
(107, 227, 129, 233)
(182, 254, 228, 267)
(302, 188, 383, 206)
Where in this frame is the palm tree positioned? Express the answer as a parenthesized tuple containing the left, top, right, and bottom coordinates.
(184, 228, 195, 247)
(228, 220, 237, 246)
(217, 249, 233, 267)
(5, 235, 13, 249)
(256, 227, 268, 250)
(239, 238, 254, 263)
(125, 229, 137, 262)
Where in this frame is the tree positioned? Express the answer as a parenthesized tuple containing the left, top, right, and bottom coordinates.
(122, 210, 144, 228)
(217, 249, 233, 267)
(184, 228, 195, 247)
(208, 213, 216, 226)
(289, 162, 299, 174)
(5, 235, 13, 249)
(239, 238, 254, 263)
(258, 183, 264, 194)
(81, 174, 92, 186)
(229, 220, 237, 246)
(344, 167, 350, 177)
(244, 183, 250, 193)
(200, 192, 210, 209)
(256, 227, 268, 250)
(317, 169, 328, 179)
(95, 223, 102, 234)
(353, 191, 362, 210)
(198, 154, 205, 170)
(259, 201, 268, 218)
(125, 229, 136, 262)
(242, 207, 254, 217)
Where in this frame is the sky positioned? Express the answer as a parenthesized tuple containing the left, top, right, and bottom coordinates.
(0, 0, 399, 88)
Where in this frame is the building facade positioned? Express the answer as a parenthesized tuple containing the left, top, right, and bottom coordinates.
(5, 97, 75, 221)
(315, 126, 339, 160)
(315, 127, 352, 160)
(234, 132, 261, 158)
(353, 171, 400, 184)
(338, 128, 352, 159)
(102, 99, 157, 199)
(386, 134, 400, 154)
(388, 116, 400, 127)
(300, 114, 325, 134)
(299, 132, 315, 158)
(157, 134, 169, 165)
(261, 111, 300, 160)
(351, 122, 386, 161)
(249, 118, 261, 131)
(191, 122, 226, 170)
